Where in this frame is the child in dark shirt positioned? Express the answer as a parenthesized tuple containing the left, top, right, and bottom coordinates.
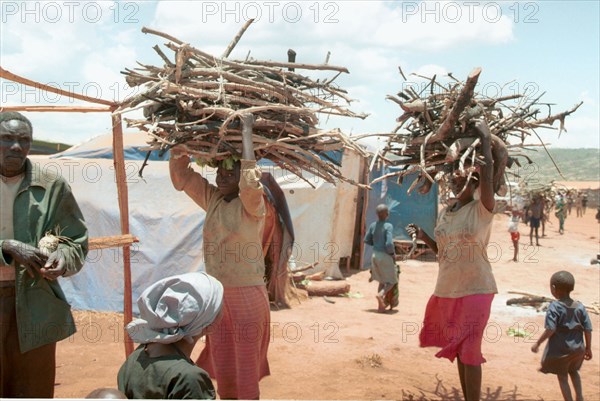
(531, 270, 593, 401)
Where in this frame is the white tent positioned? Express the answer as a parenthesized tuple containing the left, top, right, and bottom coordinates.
(32, 134, 364, 312)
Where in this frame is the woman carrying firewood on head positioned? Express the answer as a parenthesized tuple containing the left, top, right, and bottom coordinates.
(169, 113, 270, 400)
(407, 120, 498, 401)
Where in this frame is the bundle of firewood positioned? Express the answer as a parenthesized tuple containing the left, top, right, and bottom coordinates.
(366, 67, 581, 195)
(114, 23, 368, 187)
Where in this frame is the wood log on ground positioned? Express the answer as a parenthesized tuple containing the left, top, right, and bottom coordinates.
(507, 290, 600, 315)
(296, 280, 351, 297)
(306, 271, 325, 281)
(506, 296, 552, 306)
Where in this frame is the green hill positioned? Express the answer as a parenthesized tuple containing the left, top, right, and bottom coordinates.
(508, 148, 599, 184)
(31, 139, 72, 155)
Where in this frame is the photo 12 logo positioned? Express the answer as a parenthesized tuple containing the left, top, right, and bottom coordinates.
(1, 81, 140, 104)
(399, 1, 540, 24)
(198, 1, 340, 24)
(1, 1, 139, 24)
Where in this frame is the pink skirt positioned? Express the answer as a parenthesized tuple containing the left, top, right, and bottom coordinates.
(197, 285, 271, 400)
(419, 294, 494, 366)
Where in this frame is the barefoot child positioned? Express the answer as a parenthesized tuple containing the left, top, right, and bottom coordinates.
(364, 204, 399, 312)
(531, 271, 593, 401)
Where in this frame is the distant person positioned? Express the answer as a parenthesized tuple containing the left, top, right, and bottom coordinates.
(0, 111, 88, 398)
(531, 271, 592, 401)
(575, 193, 583, 218)
(556, 195, 567, 235)
(86, 388, 127, 399)
(581, 193, 588, 215)
(508, 210, 521, 262)
(529, 195, 544, 246)
(541, 195, 552, 237)
(364, 204, 399, 313)
(118, 272, 223, 399)
(566, 192, 574, 216)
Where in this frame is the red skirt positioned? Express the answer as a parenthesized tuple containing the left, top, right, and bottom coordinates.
(197, 286, 271, 399)
(419, 294, 494, 366)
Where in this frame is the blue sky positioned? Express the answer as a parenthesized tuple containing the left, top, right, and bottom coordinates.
(1, 1, 598, 149)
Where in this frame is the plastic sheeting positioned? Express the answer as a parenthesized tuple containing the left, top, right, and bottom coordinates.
(363, 165, 438, 268)
(50, 132, 169, 161)
(29, 150, 362, 313)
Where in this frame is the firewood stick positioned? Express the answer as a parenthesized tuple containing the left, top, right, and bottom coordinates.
(222, 19, 254, 58)
(414, 67, 481, 145)
(0, 67, 114, 106)
(141, 26, 184, 44)
(232, 59, 350, 73)
(531, 101, 583, 132)
(152, 45, 174, 67)
(182, 68, 303, 106)
(89, 234, 139, 250)
(162, 82, 272, 107)
(458, 138, 480, 172)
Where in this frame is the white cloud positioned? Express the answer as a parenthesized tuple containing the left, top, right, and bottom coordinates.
(579, 91, 597, 108)
(1, 1, 596, 151)
(550, 116, 600, 148)
(151, 1, 515, 55)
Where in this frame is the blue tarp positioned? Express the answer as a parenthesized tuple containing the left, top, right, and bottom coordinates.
(363, 165, 438, 268)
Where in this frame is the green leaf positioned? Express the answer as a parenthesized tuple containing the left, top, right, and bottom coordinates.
(341, 291, 364, 299)
(507, 327, 531, 338)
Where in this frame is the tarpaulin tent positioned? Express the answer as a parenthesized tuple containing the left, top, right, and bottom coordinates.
(40, 133, 365, 312)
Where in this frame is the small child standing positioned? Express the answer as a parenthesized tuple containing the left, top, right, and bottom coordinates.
(531, 271, 593, 401)
(364, 204, 399, 313)
(508, 209, 521, 262)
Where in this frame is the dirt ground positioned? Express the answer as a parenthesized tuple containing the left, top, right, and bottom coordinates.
(55, 210, 600, 400)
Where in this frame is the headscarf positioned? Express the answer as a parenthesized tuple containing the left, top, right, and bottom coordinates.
(126, 272, 223, 344)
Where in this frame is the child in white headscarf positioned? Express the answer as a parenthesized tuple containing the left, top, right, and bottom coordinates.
(117, 272, 223, 399)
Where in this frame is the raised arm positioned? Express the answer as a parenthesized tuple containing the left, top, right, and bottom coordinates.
(584, 330, 593, 360)
(364, 224, 374, 246)
(472, 120, 495, 212)
(169, 146, 216, 210)
(241, 113, 255, 161)
(238, 113, 265, 218)
(406, 224, 437, 254)
(384, 223, 395, 255)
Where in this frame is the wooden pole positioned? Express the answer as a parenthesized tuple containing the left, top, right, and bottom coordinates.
(357, 156, 371, 270)
(0, 67, 115, 106)
(2, 68, 136, 355)
(88, 234, 139, 250)
(111, 113, 134, 357)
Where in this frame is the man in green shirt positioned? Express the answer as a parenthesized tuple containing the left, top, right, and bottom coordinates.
(0, 111, 88, 398)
